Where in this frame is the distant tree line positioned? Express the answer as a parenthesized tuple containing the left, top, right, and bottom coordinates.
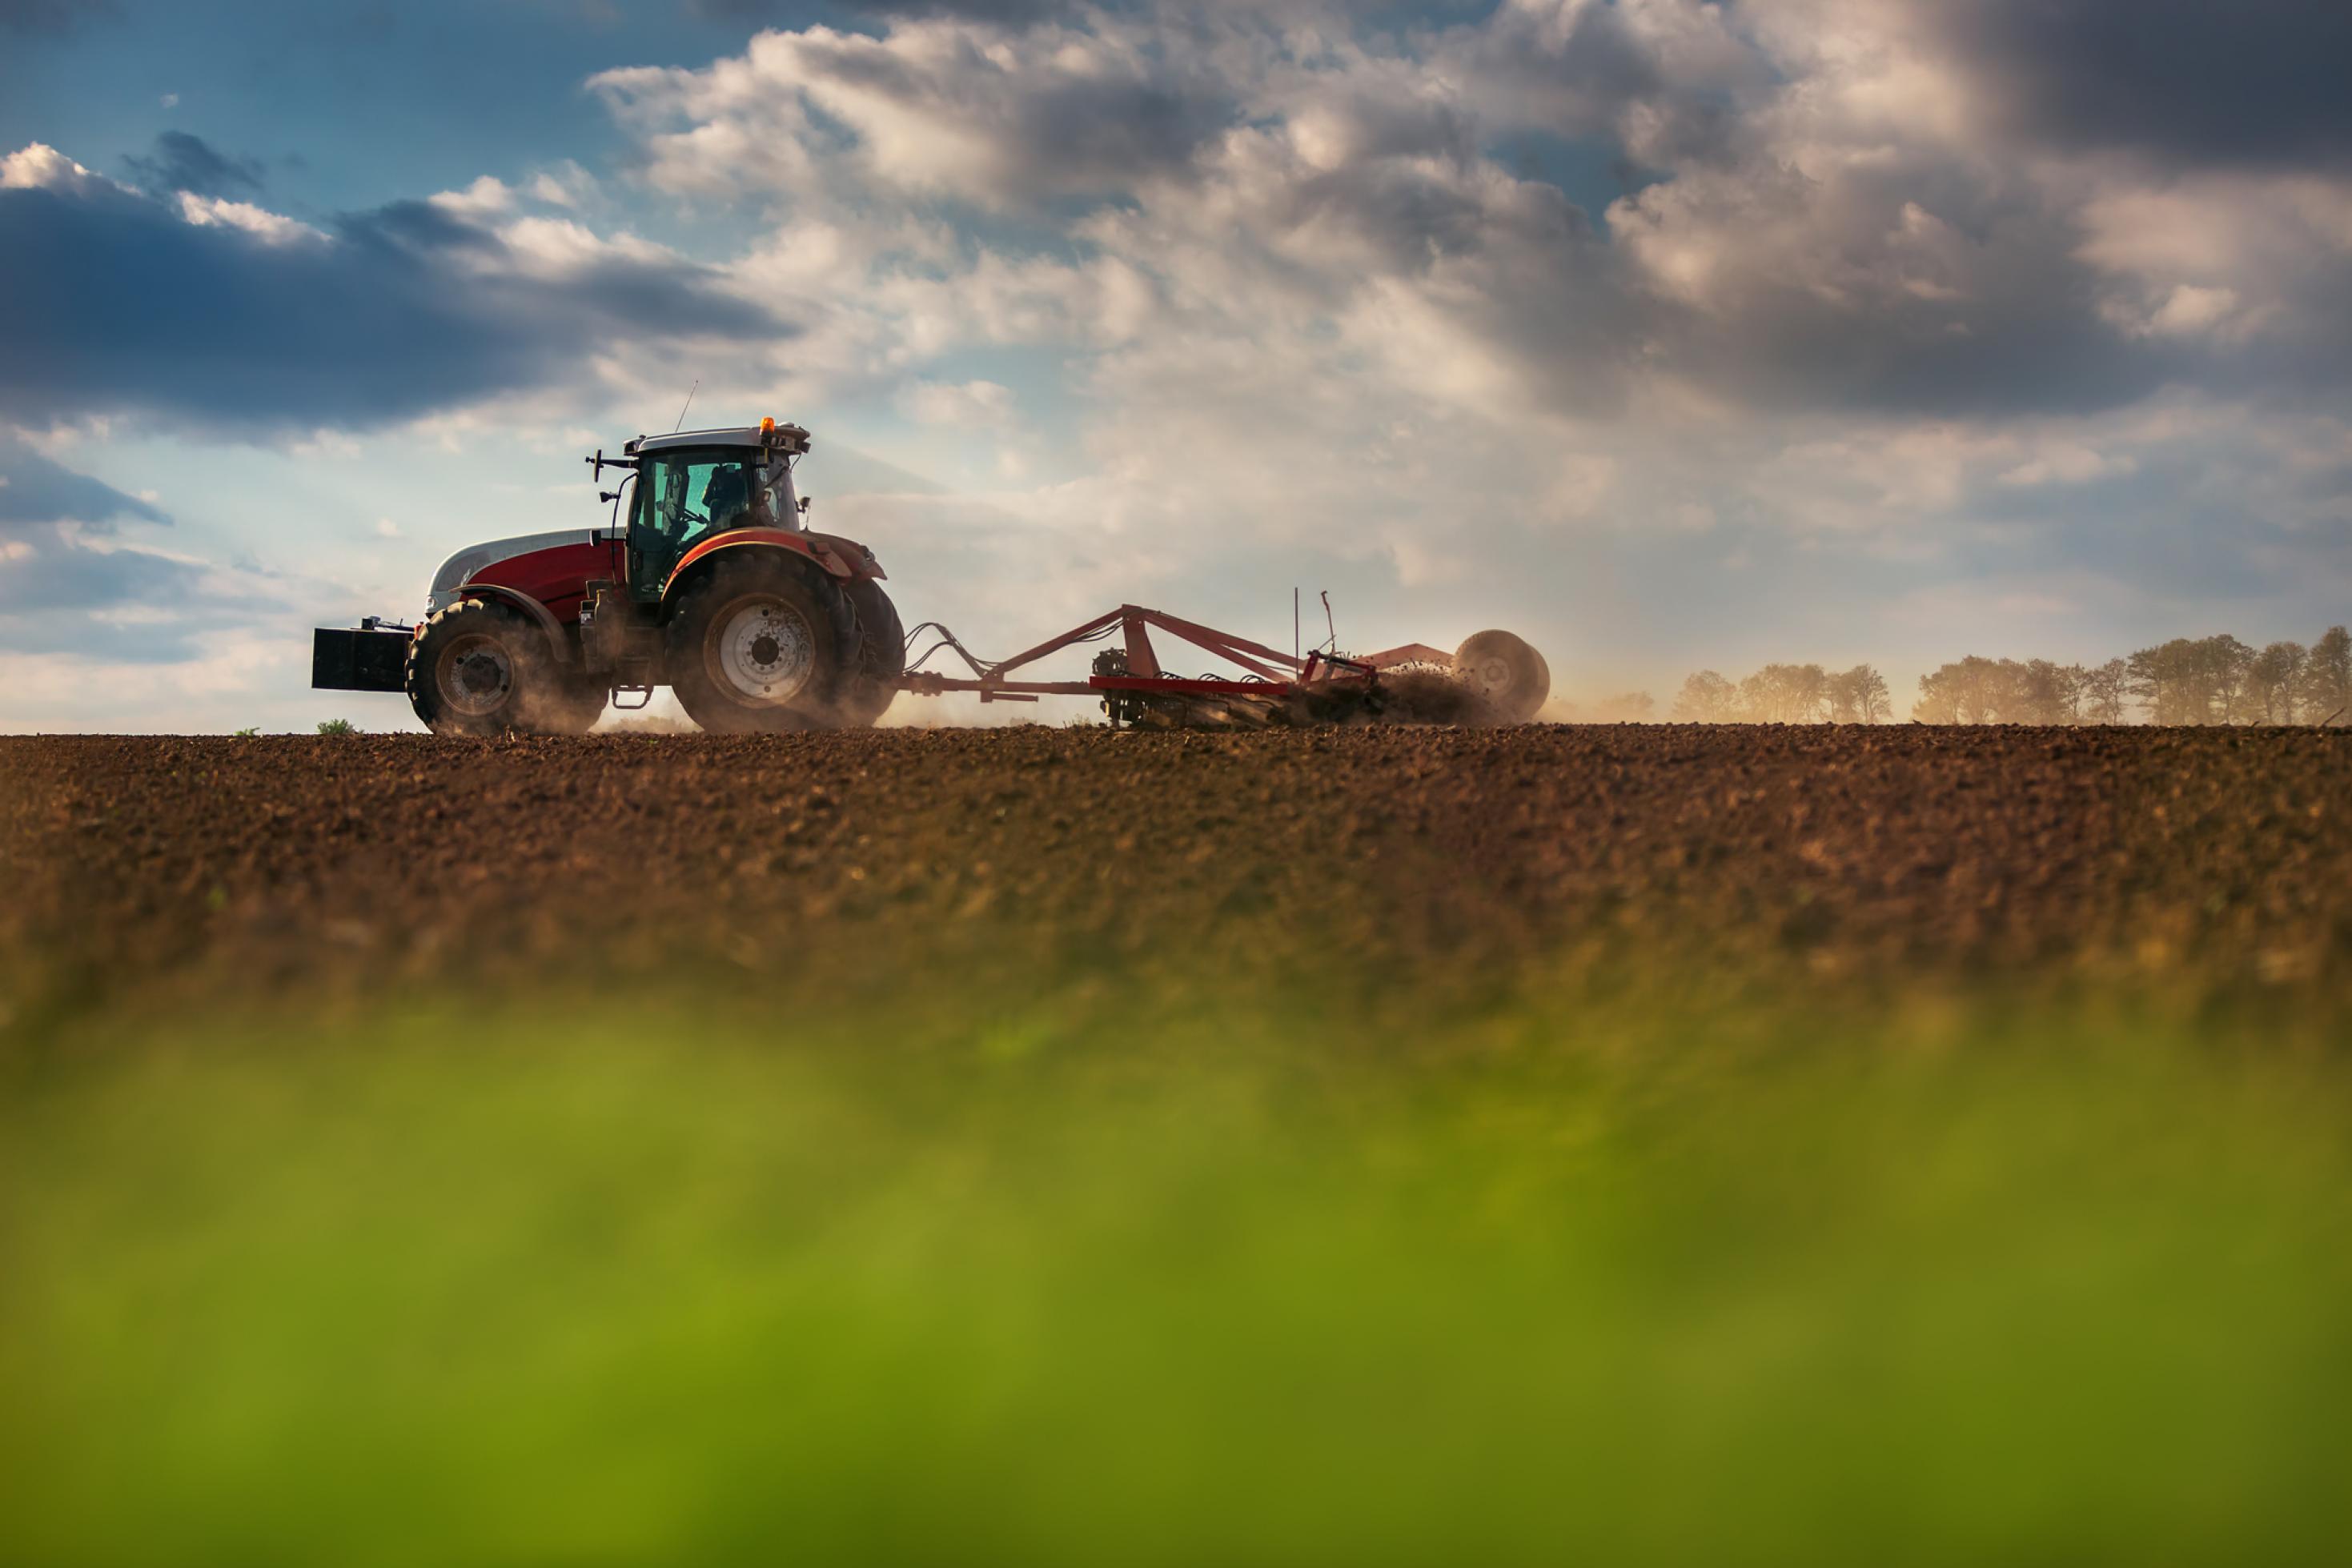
(1669, 664, 1892, 724)
(1665, 627, 2351, 725)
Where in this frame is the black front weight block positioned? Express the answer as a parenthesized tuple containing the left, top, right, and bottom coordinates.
(311, 627, 411, 693)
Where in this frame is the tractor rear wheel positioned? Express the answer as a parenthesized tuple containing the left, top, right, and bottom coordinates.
(664, 554, 850, 733)
(407, 598, 604, 736)
(835, 579, 905, 728)
(1452, 630, 1551, 724)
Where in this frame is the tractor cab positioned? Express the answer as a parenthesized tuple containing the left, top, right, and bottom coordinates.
(619, 421, 809, 601)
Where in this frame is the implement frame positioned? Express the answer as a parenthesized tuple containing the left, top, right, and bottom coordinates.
(893, 604, 1451, 705)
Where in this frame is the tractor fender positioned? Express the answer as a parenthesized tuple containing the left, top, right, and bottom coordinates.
(660, 531, 862, 608)
(452, 583, 579, 668)
(657, 534, 861, 660)
(808, 531, 887, 583)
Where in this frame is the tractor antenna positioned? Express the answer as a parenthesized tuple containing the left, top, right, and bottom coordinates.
(671, 378, 699, 433)
(1320, 590, 1337, 654)
(1293, 587, 1300, 668)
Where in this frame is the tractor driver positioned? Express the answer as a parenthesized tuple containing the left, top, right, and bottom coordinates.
(699, 464, 757, 535)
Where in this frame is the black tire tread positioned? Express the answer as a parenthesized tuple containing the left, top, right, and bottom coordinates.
(406, 597, 604, 737)
(662, 553, 851, 734)
(837, 578, 905, 728)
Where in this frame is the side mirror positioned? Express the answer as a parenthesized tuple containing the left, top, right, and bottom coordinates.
(797, 496, 813, 515)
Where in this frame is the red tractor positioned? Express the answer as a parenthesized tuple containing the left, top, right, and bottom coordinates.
(314, 420, 903, 735)
(315, 415, 1555, 733)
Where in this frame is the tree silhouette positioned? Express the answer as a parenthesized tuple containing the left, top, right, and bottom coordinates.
(1672, 670, 1740, 721)
(1668, 626, 2344, 724)
(2082, 659, 2129, 724)
(1740, 664, 1830, 723)
(1913, 656, 2020, 723)
(2017, 660, 2073, 724)
(2249, 643, 2308, 724)
(1825, 665, 1890, 723)
(2309, 627, 2351, 721)
(2127, 636, 2260, 724)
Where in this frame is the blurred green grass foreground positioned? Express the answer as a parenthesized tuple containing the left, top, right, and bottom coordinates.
(6, 976, 2351, 1565)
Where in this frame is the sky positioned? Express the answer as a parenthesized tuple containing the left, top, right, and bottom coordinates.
(3, 0, 2349, 731)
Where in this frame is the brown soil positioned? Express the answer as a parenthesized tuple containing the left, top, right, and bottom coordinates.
(2, 725, 2346, 1041)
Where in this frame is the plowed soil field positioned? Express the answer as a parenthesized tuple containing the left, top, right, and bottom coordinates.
(4, 724, 2346, 1039)
(6, 724, 2352, 1566)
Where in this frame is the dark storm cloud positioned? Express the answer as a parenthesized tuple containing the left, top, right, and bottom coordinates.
(122, 132, 267, 198)
(0, 550, 249, 661)
(1685, 276, 2170, 420)
(0, 179, 787, 433)
(1454, 0, 1764, 165)
(0, 443, 167, 532)
(336, 198, 508, 256)
(979, 78, 1219, 200)
(0, 535, 202, 619)
(1940, 0, 2352, 169)
(805, 22, 1224, 201)
(1467, 0, 1664, 126)
(0, 441, 227, 659)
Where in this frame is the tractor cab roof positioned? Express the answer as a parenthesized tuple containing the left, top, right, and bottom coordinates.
(625, 421, 810, 459)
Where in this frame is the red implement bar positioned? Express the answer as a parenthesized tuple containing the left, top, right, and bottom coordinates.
(895, 604, 1331, 704)
(1356, 641, 1454, 670)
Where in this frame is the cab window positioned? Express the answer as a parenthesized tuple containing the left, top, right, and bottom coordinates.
(630, 451, 757, 594)
(640, 454, 756, 550)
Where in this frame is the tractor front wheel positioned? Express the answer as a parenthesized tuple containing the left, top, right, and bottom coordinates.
(407, 598, 604, 736)
(664, 554, 850, 733)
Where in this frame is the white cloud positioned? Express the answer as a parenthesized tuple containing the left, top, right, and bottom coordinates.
(2077, 173, 2352, 345)
(2, 142, 110, 194)
(429, 174, 516, 217)
(2141, 284, 2242, 339)
(175, 191, 321, 244)
(527, 161, 598, 209)
(591, 18, 1223, 209)
(897, 379, 1017, 429)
